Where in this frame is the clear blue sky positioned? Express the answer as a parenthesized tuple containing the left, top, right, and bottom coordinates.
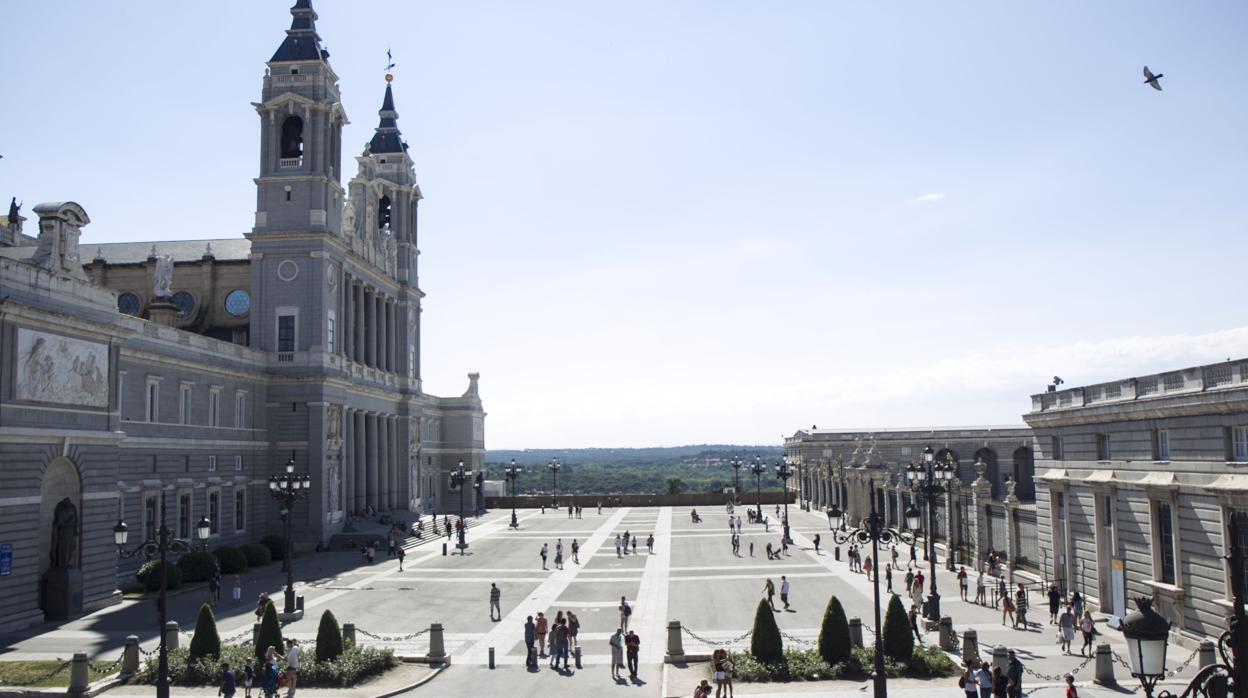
(3, 2, 1246, 448)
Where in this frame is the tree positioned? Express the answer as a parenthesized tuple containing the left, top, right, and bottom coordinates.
(881, 593, 914, 662)
(188, 603, 221, 661)
(255, 598, 284, 659)
(665, 477, 687, 495)
(316, 609, 345, 662)
(818, 595, 851, 665)
(749, 597, 784, 663)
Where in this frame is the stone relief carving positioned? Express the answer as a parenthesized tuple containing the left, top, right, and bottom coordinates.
(326, 404, 342, 450)
(341, 199, 356, 238)
(409, 417, 421, 454)
(152, 254, 173, 298)
(16, 328, 109, 407)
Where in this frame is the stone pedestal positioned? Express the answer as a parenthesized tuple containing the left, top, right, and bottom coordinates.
(40, 567, 83, 620)
(147, 297, 178, 327)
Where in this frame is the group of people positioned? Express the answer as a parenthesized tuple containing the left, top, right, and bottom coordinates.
(539, 538, 579, 569)
(524, 610, 582, 670)
(761, 576, 792, 611)
(1046, 585, 1097, 655)
(613, 530, 655, 557)
(959, 650, 1029, 698)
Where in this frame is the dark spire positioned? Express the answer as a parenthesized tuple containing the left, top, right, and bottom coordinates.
(368, 78, 408, 154)
(271, 0, 330, 63)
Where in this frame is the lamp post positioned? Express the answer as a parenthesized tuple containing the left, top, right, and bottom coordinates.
(504, 459, 522, 529)
(451, 462, 469, 553)
(730, 456, 743, 498)
(114, 497, 210, 698)
(907, 446, 955, 622)
(750, 456, 767, 522)
(268, 451, 311, 614)
(548, 457, 561, 508)
(775, 460, 795, 544)
(828, 483, 920, 698)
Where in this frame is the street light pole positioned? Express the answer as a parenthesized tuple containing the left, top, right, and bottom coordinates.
(505, 459, 522, 529)
(775, 460, 795, 544)
(548, 457, 561, 509)
(114, 495, 210, 698)
(268, 451, 311, 614)
(751, 457, 766, 522)
(907, 446, 955, 622)
(730, 456, 743, 498)
(451, 461, 469, 553)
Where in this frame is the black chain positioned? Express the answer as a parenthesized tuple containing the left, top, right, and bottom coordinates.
(1021, 653, 1095, 682)
(779, 630, 816, 646)
(681, 626, 753, 646)
(88, 651, 126, 674)
(1111, 648, 1198, 678)
(355, 627, 431, 642)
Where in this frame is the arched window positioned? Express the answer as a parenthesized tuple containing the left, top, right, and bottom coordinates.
(280, 116, 304, 159)
(975, 447, 1000, 497)
(1012, 447, 1035, 501)
(378, 195, 392, 232)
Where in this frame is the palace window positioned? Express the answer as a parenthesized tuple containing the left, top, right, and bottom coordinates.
(208, 488, 220, 536)
(1051, 435, 1064, 460)
(143, 492, 158, 542)
(235, 391, 247, 428)
(1096, 433, 1111, 461)
(208, 455, 217, 472)
(209, 387, 221, 427)
(277, 314, 296, 352)
(1229, 426, 1248, 462)
(327, 311, 336, 354)
(234, 490, 247, 533)
(178, 491, 192, 540)
(1153, 429, 1170, 461)
(146, 377, 161, 422)
(1154, 501, 1177, 585)
(179, 382, 192, 425)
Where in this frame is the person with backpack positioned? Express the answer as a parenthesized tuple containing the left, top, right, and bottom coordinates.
(619, 596, 633, 631)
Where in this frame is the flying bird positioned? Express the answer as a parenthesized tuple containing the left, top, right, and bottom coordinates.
(1143, 66, 1164, 91)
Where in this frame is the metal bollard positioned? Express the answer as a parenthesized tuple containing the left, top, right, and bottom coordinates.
(442, 542, 447, 556)
(68, 652, 89, 696)
(667, 620, 684, 657)
(939, 616, 956, 651)
(575, 646, 583, 669)
(121, 635, 140, 676)
(962, 629, 979, 665)
(1094, 643, 1115, 685)
(342, 623, 357, 647)
(835, 546, 841, 561)
(427, 623, 446, 660)
(849, 618, 864, 648)
(1199, 639, 1216, 669)
(992, 645, 1008, 673)
(164, 621, 180, 651)
(488, 646, 495, 669)
(296, 595, 305, 612)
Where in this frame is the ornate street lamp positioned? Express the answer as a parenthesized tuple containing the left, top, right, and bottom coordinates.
(775, 460, 796, 544)
(548, 457, 561, 508)
(451, 462, 469, 553)
(750, 456, 767, 522)
(114, 498, 210, 698)
(907, 446, 956, 621)
(828, 483, 919, 698)
(504, 459, 522, 529)
(268, 451, 311, 614)
(730, 456, 743, 497)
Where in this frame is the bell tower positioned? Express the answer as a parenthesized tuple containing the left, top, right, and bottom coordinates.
(252, 0, 348, 236)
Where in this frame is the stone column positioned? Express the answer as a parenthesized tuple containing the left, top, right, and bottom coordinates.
(1005, 497, 1020, 583)
(369, 289, 380, 367)
(389, 416, 400, 510)
(344, 408, 355, 515)
(378, 414, 390, 509)
(354, 282, 365, 364)
(366, 413, 379, 509)
(378, 296, 389, 372)
(354, 411, 367, 512)
(971, 462, 992, 572)
(945, 480, 959, 571)
(387, 301, 397, 373)
(344, 275, 354, 358)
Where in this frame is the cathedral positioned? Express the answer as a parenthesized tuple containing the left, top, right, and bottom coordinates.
(0, 0, 485, 631)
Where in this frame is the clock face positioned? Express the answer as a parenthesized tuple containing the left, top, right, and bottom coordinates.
(225, 289, 251, 318)
(172, 291, 196, 318)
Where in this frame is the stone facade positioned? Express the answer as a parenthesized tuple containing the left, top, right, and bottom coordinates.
(0, 1, 485, 632)
(1025, 363, 1248, 644)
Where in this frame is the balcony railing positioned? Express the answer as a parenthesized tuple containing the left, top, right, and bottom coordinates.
(278, 157, 302, 169)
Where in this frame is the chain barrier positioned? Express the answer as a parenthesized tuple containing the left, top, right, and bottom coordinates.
(221, 629, 253, 645)
(2, 659, 70, 686)
(1111, 648, 1198, 679)
(1021, 653, 1095, 682)
(138, 644, 157, 657)
(354, 626, 431, 642)
(779, 630, 816, 647)
(681, 626, 753, 646)
(88, 651, 126, 675)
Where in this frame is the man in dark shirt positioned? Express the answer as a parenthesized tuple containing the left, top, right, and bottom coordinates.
(624, 630, 640, 678)
(1006, 650, 1024, 698)
(524, 616, 536, 668)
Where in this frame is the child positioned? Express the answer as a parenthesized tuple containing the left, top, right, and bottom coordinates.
(232, 575, 242, 603)
(242, 659, 254, 698)
(218, 661, 236, 698)
(1065, 673, 1079, 698)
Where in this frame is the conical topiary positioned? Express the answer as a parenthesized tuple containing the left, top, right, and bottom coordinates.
(315, 609, 344, 662)
(881, 593, 914, 662)
(188, 603, 221, 661)
(749, 597, 785, 664)
(255, 598, 284, 660)
(817, 595, 851, 665)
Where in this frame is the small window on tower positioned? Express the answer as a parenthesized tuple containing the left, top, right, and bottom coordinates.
(280, 116, 304, 158)
(378, 195, 392, 232)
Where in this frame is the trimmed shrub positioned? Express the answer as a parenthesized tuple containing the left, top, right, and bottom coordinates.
(136, 644, 396, 687)
(315, 610, 344, 662)
(817, 595, 851, 666)
(749, 597, 784, 664)
(188, 603, 221, 661)
(240, 543, 271, 567)
(136, 560, 183, 592)
(176, 551, 217, 583)
(881, 594, 914, 662)
(212, 546, 248, 574)
(255, 598, 284, 659)
(260, 535, 287, 561)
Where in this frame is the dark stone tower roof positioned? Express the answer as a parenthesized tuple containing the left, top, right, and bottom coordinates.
(368, 81, 408, 154)
(271, 0, 330, 63)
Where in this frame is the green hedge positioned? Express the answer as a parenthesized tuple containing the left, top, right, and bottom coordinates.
(240, 543, 271, 568)
(260, 535, 287, 561)
(817, 595, 851, 666)
(212, 546, 248, 575)
(188, 604, 221, 661)
(750, 597, 784, 664)
(135, 560, 183, 592)
(882, 594, 914, 662)
(255, 600, 283, 660)
(316, 610, 345, 662)
(729, 644, 956, 683)
(176, 551, 217, 583)
(136, 643, 395, 687)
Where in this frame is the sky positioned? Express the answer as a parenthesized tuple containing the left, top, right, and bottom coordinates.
(3, 2, 1247, 449)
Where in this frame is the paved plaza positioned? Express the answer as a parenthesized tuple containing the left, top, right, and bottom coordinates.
(0, 505, 1206, 697)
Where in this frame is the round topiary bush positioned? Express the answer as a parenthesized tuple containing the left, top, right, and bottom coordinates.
(315, 609, 344, 662)
(240, 543, 271, 567)
(882, 593, 914, 662)
(212, 546, 248, 574)
(260, 534, 287, 561)
(818, 595, 852, 666)
(750, 597, 785, 664)
(188, 603, 221, 661)
(176, 550, 218, 583)
(136, 560, 183, 592)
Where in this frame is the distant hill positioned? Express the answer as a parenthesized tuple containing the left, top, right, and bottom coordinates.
(487, 444, 782, 466)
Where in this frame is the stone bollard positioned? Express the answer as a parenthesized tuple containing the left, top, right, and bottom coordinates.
(164, 621, 180, 651)
(1199, 639, 1216, 669)
(992, 645, 1008, 673)
(849, 618, 864, 648)
(253, 622, 261, 648)
(575, 646, 583, 669)
(121, 635, 140, 676)
(342, 623, 357, 648)
(667, 621, 684, 657)
(442, 542, 447, 556)
(427, 623, 446, 660)
(488, 646, 495, 669)
(1094, 643, 1115, 685)
(68, 652, 89, 696)
(939, 616, 956, 651)
(962, 629, 979, 666)
(835, 546, 841, 561)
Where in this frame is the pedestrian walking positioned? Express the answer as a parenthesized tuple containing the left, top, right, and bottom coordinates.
(749, 541, 754, 557)
(609, 627, 625, 680)
(736, 515, 742, 531)
(1048, 584, 1062, 624)
(535, 612, 549, 657)
(813, 533, 820, 553)
(396, 545, 405, 571)
(283, 639, 301, 698)
(958, 566, 969, 601)
(549, 620, 567, 669)
(991, 666, 1008, 698)
(910, 543, 917, 565)
(524, 616, 537, 667)
(1002, 593, 1015, 626)
(232, 575, 242, 604)
(647, 533, 654, 553)
(571, 539, 580, 564)
(623, 530, 631, 552)
(632, 537, 637, 554)
(975, 571, 987, 605)
(260, 653, 279, 698)
(905, 568, 915, 593)
(891, 546, 899, 568)
(1006, 650, 1024, 698)
(961, 664, 978, 698)
(975, 661, 993, 698)
(568, 611, 580, 649)
(540, 543, 548, 570)
(885, 564, 894, 593)
(908, 604, 923, 643)
(1058, 604, 1077, 654)
(489, 583, 501, 621)
(219, 661, 237, 698)
(209, 562, 222, 606)
(242, 659, 254, 698)
(1079, 610, 1097, 656)
(555, 538, 563, 562)
(763, 578, 777, 611)
(619, 596, 632, 631)
(615, 534, 623, 558)
(1065, 673, 1079, 698)
(1071, 590, 1084, 617)
(625, 629, 640, 678)
(863, 555, 873, 581)
(780, 575, 790, 610)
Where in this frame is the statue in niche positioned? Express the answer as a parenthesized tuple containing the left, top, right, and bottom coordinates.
(50, 497, 79, 568)
(341, 199, 357, 237)
(326, 404, 342, 449)
(152, 254, 173, 298)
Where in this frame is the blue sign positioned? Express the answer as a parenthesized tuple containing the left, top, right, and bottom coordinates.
(0, 544, 11, 576)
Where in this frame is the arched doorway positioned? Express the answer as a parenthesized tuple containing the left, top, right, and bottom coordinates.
(38, 457, 82, 618)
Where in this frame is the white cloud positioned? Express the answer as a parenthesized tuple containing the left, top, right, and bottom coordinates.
(909, 192, 946, 204)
